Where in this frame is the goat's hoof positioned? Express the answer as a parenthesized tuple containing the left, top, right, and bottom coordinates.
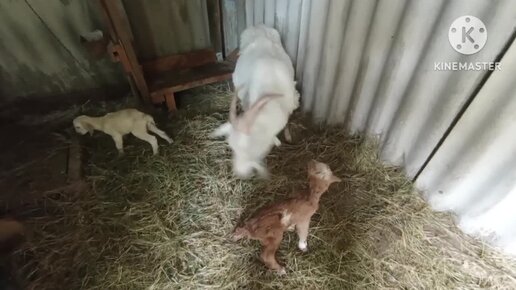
(277, 267, 287, 276)
(167, 139, 174, 144)
(298, 241, 308, 252)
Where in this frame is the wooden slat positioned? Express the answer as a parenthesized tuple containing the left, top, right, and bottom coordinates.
(148, 62, 233, 95)
(142, 49, 217, 75)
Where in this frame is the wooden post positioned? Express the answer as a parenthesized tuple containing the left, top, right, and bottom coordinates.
(97, 0, 150, 102)
(164, 92, 177, 112)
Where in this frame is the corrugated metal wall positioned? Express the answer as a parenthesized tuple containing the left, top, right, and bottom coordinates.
(416, 39, 516, 254)
(122, 0, 212, 60)
(223, 0, 516, 254)
(0, 0, 125, 102)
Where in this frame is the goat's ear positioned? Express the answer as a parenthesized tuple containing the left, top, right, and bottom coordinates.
(84, 122, 94, 135)
(238, 94, 282, 134)
(330, 175, 341, 184)
(211, 122, 232, 138)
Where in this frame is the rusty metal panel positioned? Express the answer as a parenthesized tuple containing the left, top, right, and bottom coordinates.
(0, 0, 125, 101)
(122, 0, 211, 60)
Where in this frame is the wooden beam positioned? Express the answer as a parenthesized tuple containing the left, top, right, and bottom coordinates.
(148, 62, 234, 96)
(142, 49, 217, 75)
(98, 0, 150, 102)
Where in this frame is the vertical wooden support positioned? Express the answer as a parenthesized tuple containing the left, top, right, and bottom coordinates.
(97, 0, 150, 102)
(164, 92, 177, 112)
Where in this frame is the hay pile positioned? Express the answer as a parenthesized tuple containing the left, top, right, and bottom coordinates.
(18, 85, 516, 289)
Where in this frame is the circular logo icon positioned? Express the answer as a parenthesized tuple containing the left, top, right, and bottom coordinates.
(448, 16, 487, 55)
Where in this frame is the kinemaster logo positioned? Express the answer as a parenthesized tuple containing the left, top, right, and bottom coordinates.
(434, 15, 501, 71)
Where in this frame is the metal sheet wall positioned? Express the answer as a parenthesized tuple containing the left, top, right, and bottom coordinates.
(416, 39, 516, 254)
(122, 0, 212, 60)
(0, 0, 125, 102)
(224, 0, 516, 254)
(239, 0, 516, 177)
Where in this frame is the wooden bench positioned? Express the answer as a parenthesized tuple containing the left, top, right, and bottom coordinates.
(142, 49, 234, 111)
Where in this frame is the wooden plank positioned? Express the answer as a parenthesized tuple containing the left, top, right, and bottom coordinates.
(142, 49, 217, 75)
(148, 62, 233, 95)
(99, 0, 150, 101)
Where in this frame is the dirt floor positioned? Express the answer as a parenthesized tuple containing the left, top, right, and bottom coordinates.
(1, 84, 516, 289)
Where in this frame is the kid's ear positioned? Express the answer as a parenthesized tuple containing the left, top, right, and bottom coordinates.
(330, 175, 342, 184)
(210, 122, 232, 138)
(86, 124, 94, 135)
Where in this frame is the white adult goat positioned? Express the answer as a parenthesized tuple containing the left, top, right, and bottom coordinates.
(212, 25, 299, 178)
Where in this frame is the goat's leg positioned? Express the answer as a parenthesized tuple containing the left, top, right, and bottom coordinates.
(147, 124, 173, 144)
(273, 137, 281, 147)
(260, 237, 285, 275)
(132, 130, 159, 155)
(112, 134, 124, 155)
(283, 124, 292, 143)
(296, 219, 310, 252)
(253, 162, 269, 179)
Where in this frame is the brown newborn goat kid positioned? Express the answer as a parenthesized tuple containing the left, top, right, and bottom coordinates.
(232, 160, 341, 275)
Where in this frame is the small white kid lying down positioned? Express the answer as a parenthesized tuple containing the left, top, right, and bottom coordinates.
(73, 109, 172, 155)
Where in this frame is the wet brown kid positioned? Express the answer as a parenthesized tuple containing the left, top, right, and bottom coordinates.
(232, 160, 341, 275)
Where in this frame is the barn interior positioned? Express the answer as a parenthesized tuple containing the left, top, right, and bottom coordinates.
(1, 1, 516, 289)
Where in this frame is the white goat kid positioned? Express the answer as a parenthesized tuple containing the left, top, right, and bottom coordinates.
(73, 109, 172, 155)
(212, 25, 299, 178)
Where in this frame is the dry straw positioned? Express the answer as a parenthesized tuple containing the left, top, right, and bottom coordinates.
(17, 84, 516, 289)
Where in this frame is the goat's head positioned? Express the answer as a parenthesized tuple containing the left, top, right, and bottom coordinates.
(212, 89, 281, 178)
(73, 116, 94, 135)
(307, 160, 341, 193)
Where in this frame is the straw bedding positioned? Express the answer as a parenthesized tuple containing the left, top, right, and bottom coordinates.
(15, 84, 516, 289)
